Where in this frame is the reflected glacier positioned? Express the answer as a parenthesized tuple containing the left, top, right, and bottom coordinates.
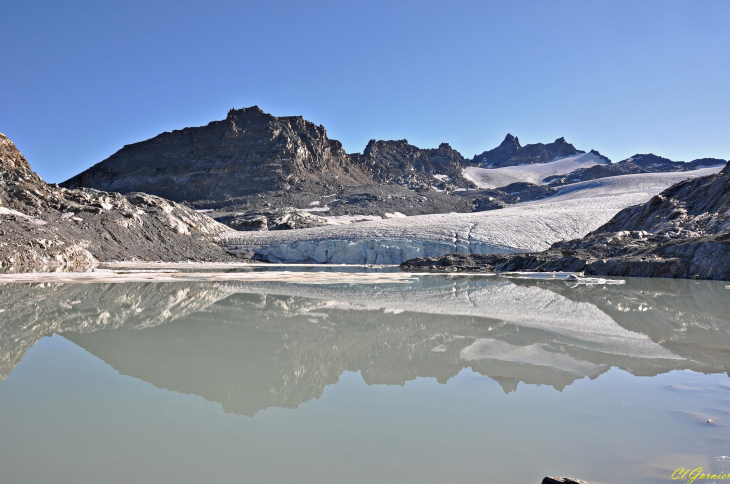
(1, 275, 729, 416)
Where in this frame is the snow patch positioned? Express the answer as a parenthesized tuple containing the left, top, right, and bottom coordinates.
(461, 339, 604, 376)
(322, 214, 383, 225)
(0, 207, 47, 224)
(463, 152, 609, 189)
(300, 206, 330, 212)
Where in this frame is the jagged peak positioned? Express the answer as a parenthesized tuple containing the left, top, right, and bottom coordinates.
(226, 105, 266, 118)
(501, 133, 521, 147)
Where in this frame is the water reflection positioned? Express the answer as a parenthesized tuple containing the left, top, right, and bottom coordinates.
(1, 276, 729, 416)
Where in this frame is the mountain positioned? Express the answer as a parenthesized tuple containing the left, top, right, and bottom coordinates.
(472, 134, 582, 168)
(62, 106, 373, 202)
(403, 161, 730, 280)
(350, 139, 473, 190)
(0, 132, 233, 272)
(58, 106, 725, 235)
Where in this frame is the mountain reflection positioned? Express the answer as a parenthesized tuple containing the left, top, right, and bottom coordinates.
(1, 275, 729, 416)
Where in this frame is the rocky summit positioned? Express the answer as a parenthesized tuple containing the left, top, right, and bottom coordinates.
(62, 106, 372, 203)
(472, 134, 581, 168)
(350, 139, 473, 191)
(402, 160, 730, 280)
(0, 132, 235, 272)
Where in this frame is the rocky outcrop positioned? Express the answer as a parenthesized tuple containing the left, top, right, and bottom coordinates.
(215, 207, 332, 231)
(0, 132, 235, 271)
(62, 106, 372, 202)
(545, 153, 727, 186)
(350, 139, 473, 190)
(470, 182, 557, 211)
(402, 161, 730, 280)
(472, 134, 581, 168)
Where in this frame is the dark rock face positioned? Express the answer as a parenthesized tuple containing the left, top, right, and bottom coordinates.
(0, 132, 235, 272)
(545, 153, 727, 186)
(469, 182, 557, 211)
(215, 207, 332, 231)
(62, 106, 372, 202)
(402, 161, 730, 280)
(472, 134, 581, 168)
(350, 139, 473, 190)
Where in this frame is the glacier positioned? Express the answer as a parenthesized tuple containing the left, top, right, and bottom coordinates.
(219, 167, 723, 265)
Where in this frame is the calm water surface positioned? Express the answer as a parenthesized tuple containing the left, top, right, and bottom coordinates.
(0, 272, 728, 484)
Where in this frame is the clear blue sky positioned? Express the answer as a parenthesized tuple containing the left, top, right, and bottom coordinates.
(2, 0, 729, 183)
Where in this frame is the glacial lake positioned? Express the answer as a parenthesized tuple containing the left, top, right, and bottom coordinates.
(0, 267, 729, 484)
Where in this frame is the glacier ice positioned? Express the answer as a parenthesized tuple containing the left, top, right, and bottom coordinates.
(220, 167, 723, 265)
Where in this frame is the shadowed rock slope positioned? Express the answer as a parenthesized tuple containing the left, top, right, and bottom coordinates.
(0, 132, 234, 272)
(403, 161, 730, 280)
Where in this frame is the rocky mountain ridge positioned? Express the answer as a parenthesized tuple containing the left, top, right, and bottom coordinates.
(472, 134, 582, 168)
(57, 107, 729, 231)
(59, 107, 726, 231)
(545, 152, 726, 186)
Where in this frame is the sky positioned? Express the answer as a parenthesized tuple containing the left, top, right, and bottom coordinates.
(2, 0, 729, 183)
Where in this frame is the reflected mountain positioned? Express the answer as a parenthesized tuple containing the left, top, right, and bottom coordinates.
(1, 275, 729, 416)
(0, 282, 231, 381)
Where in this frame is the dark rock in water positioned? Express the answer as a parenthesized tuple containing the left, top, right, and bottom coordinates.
(62, 106, 372, 202)
(0, 132, 235, 272)
(542, 478, 594, 484)
(472, 134, 582, 168)
(350, 139, 473, 191)
(403, 161, 730, 280)
(216, 207, 331, 231)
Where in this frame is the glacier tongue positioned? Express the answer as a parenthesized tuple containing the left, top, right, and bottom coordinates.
(221, 168, 723, 264)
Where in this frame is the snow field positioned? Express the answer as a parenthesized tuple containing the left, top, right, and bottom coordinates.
(462, 151, 609, 189)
